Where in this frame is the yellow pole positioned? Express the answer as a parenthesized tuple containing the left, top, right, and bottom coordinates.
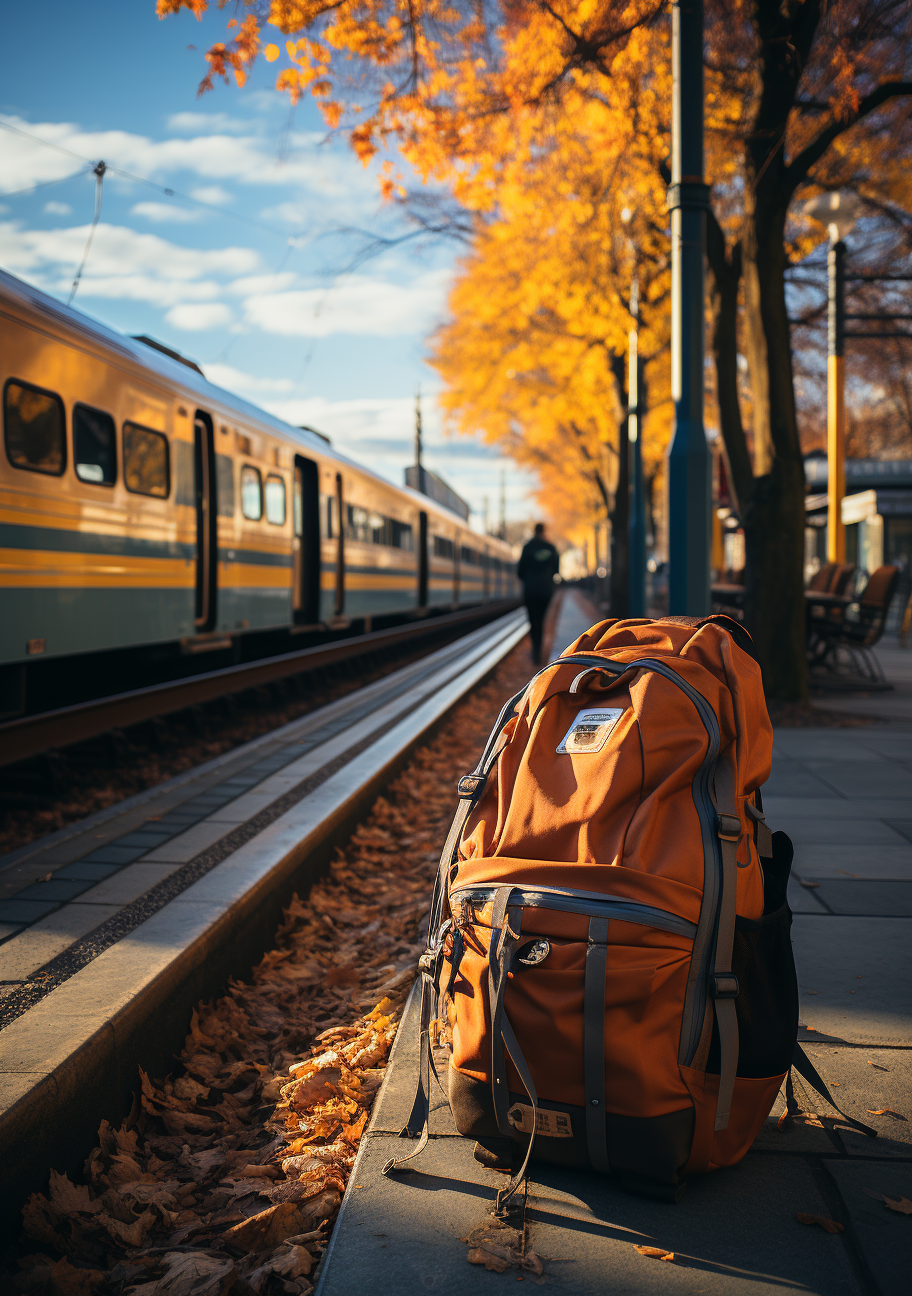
(826, 354, 845, 563)
(827, 239, 846, 564)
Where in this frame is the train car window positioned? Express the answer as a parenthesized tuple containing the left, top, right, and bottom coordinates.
(74, 404, 116, 485)
(240, 464, 263, 520)
(265, 474, 286, 525)
(461, 545, 483, 566)
(4, 379, 66, 476)
(346, 504, 370, 543)
(433, 535, 455, 560)
(322, 493, 334, 539)
(216, 454, 235, 516)
(123, 422, 169, 497)
(391, 520, 413, 551)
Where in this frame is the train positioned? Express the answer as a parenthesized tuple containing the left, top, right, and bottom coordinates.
(0, 268, 519, 718)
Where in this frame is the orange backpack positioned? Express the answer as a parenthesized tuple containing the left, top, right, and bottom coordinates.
(385, 616, 873, 1206)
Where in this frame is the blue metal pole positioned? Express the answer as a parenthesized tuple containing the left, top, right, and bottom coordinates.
(666, 0, 710, 615)
(628, 275, 646, 615)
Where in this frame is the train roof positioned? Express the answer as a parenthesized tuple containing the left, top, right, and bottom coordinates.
(0, 267, 505, 544)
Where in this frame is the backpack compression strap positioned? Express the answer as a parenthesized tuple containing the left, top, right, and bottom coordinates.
(787, 1044, 878, 1137)
(709, 749, 741, 1132)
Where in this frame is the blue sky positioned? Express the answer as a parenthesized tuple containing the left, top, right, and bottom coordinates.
(0, 0, 535, 529)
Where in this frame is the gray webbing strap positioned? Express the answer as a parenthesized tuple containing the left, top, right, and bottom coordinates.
(494, 1014, 540, 1216)
(488, 886, 520, 1136)
(712, 750, 741, 1132)
(584, 916, 611, 1172)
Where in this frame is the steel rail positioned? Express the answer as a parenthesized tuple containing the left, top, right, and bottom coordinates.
(0, 601, 520, 769)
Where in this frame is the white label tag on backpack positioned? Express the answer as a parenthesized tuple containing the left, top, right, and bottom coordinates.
(556, 708, 624, 755)
(508, 1103, 573, 1138)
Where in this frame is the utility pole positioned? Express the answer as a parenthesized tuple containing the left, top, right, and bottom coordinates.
(827, 240, 846, 564)
(666, 0, 710, 615)
(628, 273, 646, 615)
(414, 386, 426, 496)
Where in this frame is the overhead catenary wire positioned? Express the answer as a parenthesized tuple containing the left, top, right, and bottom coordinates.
(68, 161, 107, 306)
(0, 118, 305, 242)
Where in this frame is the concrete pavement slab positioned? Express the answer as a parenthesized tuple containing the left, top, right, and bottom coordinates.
(0, 903, 120, 982)
(825, 1161, 912, 1296)
(774, 818, 908, 846)
(792, 916, 912, 1044)
(763, 765, 843, 798)
(784, 846, 912, 880)
(763, 797, 912, 820)
(72, 862, 183, 906)
(802, 761, 912, 799)
(809, 880, 912, 915)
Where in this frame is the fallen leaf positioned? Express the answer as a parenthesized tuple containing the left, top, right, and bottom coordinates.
(866, 1109, 907, 1120)
(884, 1197, 912, 1215)
(155, 1251, 237, 1296)
(799, 880, 820, 889)
(868, 1061, 890, 1071)
(468, 1245, 512, 1272)
(49, 1257, 106, 1295)
(796, 1213, 844, 1234)
(635, 1246, 675, 1261)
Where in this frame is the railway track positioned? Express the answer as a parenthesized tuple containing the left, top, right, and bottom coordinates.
(0, 609, 527, 1236)
(0, 601, 518, 771)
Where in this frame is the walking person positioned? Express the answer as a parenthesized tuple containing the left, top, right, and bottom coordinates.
(517, 523, 560, 664)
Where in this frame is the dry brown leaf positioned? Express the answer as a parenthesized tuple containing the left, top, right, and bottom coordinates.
(47, 1170, 103, 1216)
(866, 1109, 907, 1120)
(155, 1251, 237, 1296)
(635, 1245, 675, 1261)
(884, 1196, 912, 1215)
(467, 1245, 513, 1273)
(796, 1213, 844, 1233)
(49, 1257, 106, 1296)
(868, 1061, 890, 1071)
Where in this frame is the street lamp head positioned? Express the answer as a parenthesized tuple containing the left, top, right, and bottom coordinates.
(803, 190, 862, 243)
(620, 206, 632, 224)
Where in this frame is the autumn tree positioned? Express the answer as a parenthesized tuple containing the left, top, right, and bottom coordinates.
(160, 0, 912, 698)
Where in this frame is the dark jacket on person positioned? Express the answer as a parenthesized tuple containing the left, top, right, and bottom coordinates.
(517, 537, 560, 601)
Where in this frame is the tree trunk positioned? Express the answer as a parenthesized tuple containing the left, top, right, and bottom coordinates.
(740, 203, 808, 700)
(609, 352, 629, 616)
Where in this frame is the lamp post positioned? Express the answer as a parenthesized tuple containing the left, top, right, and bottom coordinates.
(803, 192, 861, 566)
(621, 206, 646, 615)
(666, 0, 710, 615)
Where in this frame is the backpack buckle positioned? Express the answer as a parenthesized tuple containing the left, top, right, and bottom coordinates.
(457, 774, 485, 799)
(716, 813, 741, 841)
(712, 972, 740, 999)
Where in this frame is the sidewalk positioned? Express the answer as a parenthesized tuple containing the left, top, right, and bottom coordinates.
(812, 636, 912, 722)
(316, 591, 911, 1296)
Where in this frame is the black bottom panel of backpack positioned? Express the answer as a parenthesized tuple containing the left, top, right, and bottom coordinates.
(449, 1067, 693, 1202)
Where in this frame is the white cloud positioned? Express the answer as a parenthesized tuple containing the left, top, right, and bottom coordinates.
(0, 220, 259, 307)
(166, 302, 233, 331)
(226, 272, 297, 295)
(44, 200, 72, 215)
(242, 269, 451, 337)
(166, 112, 251, 136)
(131, 201, 203, 223)
(0, 115, 376, 202)
(259, 393, 533, 522)
(202, 363, 295, 396)
(191, 185, 234, 205)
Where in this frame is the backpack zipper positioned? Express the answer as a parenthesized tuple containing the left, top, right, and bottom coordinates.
(450, 884, 697, 939)
(515, 652, 724, 1066)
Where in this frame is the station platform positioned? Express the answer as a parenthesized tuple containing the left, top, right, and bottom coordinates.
(317, 591, 912, 1296)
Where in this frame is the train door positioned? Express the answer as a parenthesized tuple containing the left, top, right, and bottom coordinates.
(194, 410, 217, 631)
(418, 511, 428, 608)
(293, 455, 321, 624)
(334, 471, 345, 616)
